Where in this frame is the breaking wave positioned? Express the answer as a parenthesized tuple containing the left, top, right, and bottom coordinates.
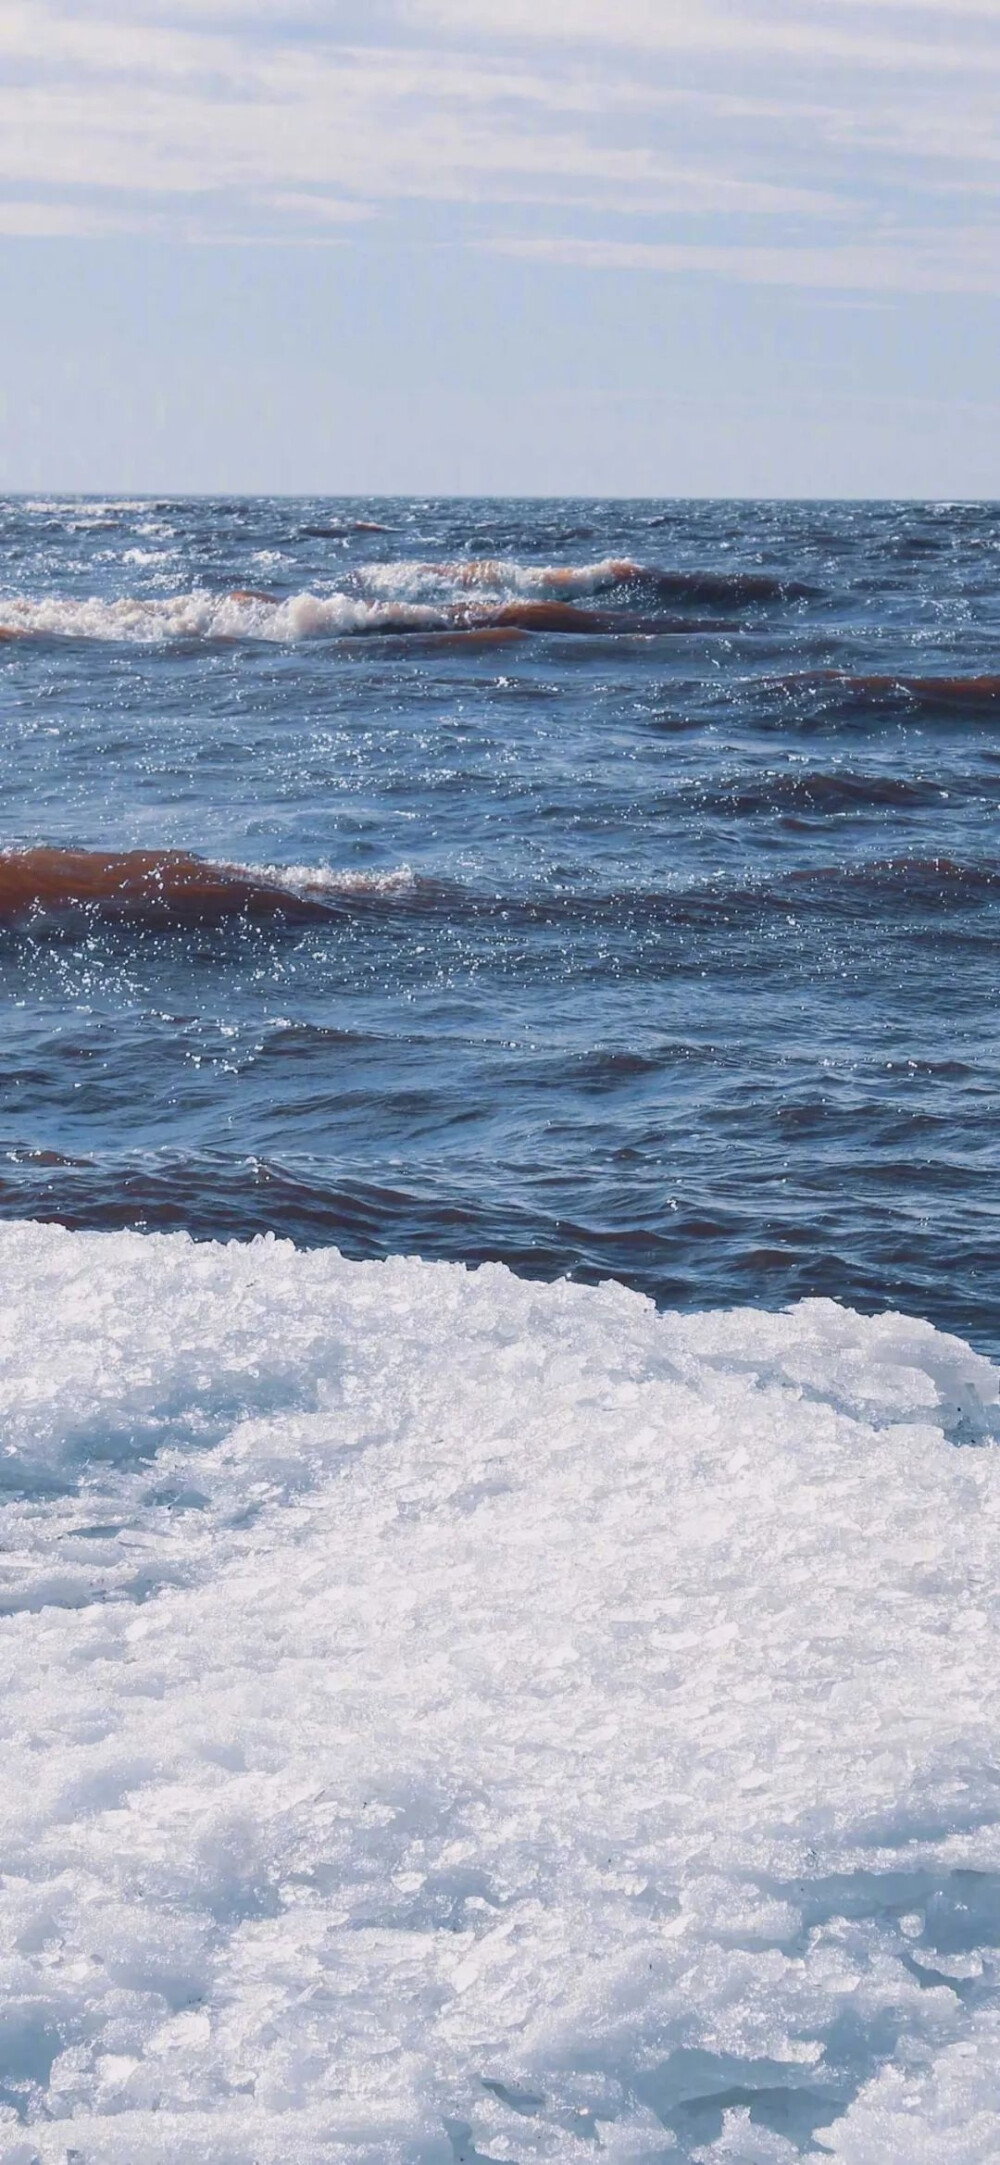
(0, 556, 804, 645)
(4, 846, 998, 937)
(0, 591, 450, 644)
(0, 848, 422, 927)
(358, 554, 643, 599)
(0, 590, 646, 645)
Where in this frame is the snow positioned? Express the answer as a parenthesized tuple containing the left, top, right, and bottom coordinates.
(0, 1221, 999, 2162)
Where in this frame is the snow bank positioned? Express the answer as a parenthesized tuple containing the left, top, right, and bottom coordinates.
(0, 1223, 999, 2163)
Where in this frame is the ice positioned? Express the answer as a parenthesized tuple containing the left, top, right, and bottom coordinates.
(1, 1222, 999, 2161)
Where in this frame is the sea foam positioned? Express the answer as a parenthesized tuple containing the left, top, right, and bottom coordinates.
(358, 555, 640, 599)
(0, 560, 643, 645)
(0, 591, 445, 643)
(1, 1223, 999, 2160)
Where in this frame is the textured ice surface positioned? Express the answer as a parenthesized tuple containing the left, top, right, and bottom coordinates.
(1, 1224, 1000, 2163)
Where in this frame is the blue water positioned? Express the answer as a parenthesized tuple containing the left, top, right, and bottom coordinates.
(2, 494, 999, 1348)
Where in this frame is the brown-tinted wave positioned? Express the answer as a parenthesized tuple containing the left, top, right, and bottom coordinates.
(785, 853, 1000, 898)
(484, 600, 610, 633)
(0, 592, 738, 646)
(643, 568, 818, 605)
(357, 599, 734, 638)
(0, 849, 343, 927)
(4, 845, 997, 940)
(394, 626, 531, 654)
(703, 770, 951, 815)
(780, 670, 1000, 712)
(469, 600, 732, 636)
(341, 600, 737, 642)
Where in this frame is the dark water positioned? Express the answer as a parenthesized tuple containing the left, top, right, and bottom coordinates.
(1, 495, 998, 1349)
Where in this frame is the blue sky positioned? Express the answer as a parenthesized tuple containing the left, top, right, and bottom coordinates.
(1, 0, 999, 495)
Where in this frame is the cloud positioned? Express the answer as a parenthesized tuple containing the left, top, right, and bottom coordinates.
(0, 0, 995, 302)
(0, 9, 842, 219)
(406, 0, 1000, 71)
(493, 229, 1000, 296)
(0, 196, 138, 237)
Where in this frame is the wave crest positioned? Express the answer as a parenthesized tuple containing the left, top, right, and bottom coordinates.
(780, 670, 1000, 711)
(358, 555, 641, 600)
(5, 846, 996, 937)
(0, 555, 785, 645)
(0, 592, 450, 644)
(0, 848, 420, 927)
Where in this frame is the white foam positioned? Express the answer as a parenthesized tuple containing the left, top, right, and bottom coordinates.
(230, 859, 419, 900)
(1, 1223, 999, 2161)
(0, 560, 641, 644)
(360, 554, 640, 601)
(0, 592, 446, 644)
(19, 500, 152, 517)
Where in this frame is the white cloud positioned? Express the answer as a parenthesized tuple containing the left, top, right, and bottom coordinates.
(493, 229, 1000, 295)
(0, 68, 835, 218)
(407, 0, 1000, 71)
(0, 197, 138, 236)
(0, 0, 995, 298)
(0, 12, 842, 220)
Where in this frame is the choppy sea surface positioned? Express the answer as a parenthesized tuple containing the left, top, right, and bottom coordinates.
(2, 494, 999, 1349)
(2, 498, 1000, 2164)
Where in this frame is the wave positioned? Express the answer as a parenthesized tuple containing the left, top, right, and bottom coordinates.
(703, 769, 952, 814)
(0, 591, 450, 644)
(648, 566, 818, 604)
(0, 554, 808, 647)
(19, 497, 153, 516)
(0, 848, 423, 927)
(485, 857, 1000, 928)
(5, 846, 997, 937)
(0, 1221, 997, 2160)
(299, 519, 393, 537)
(0, 586, 737, 645)
(359, 554, 641, 599)
(466, 855, 1000, 922)
(784, 852, 1000, 900)
(778, 670, 1000, 713)
(359, 556, 815, 606)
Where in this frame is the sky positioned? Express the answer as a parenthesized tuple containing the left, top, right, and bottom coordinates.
(1, 0, 999, 496)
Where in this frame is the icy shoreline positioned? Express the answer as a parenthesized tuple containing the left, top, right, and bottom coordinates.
(1, 1223, 999, 2162)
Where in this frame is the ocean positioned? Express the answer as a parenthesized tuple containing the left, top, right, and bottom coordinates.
(1, 496, 999, 2162)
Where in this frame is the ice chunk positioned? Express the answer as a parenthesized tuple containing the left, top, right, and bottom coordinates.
(0, 1223, 999, 2161)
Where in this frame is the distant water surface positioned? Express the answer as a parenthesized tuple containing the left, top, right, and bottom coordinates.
(1, 494, 998, 1349)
